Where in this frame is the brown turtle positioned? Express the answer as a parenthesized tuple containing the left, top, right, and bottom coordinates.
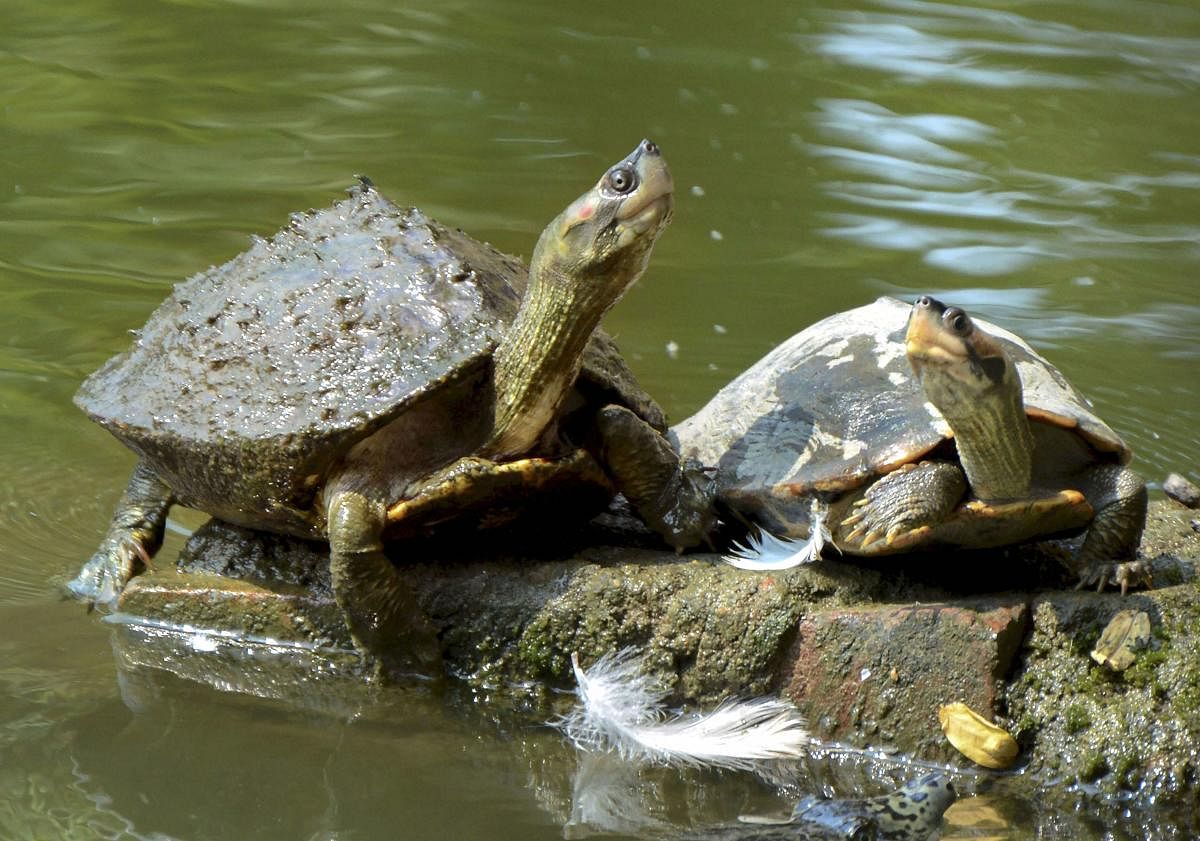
(672, 295, 1148, 591)
(71, 140, 715, 677)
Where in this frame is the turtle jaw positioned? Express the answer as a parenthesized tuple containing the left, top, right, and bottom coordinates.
(905, 296, 1034, 502)
(614, 143, 674, 242)
(484, 140, 674, 460)
(906, 297, 965, 375)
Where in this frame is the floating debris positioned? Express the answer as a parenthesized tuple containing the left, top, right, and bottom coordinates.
(558, 649, 811, 770)
(938, 702, 1018, 770)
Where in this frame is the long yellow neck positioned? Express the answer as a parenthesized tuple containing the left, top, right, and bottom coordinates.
(942, 382, 1033, 501)
(482, 263, 609, 460)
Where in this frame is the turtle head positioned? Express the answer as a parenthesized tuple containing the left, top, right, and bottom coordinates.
(531, 138, 674, 309)
(485, 141, 672, 460)
(905, 295, 1014, 399)
(906, 296, 1032, 501)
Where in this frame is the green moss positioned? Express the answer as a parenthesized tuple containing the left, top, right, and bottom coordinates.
(1078, 750, 1110, 783)
(1063, 704, 1091, 735)
(1113, 752, 1142, 789)
(1123, 656, 1167, 701)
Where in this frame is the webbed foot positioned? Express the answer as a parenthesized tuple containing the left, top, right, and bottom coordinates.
(68, 530, 153, 607)
(596, 405, 717, 551)
(328, 490, 443, 682)
(1071, 463, 1149, 594)
(69, 460, 172, 608)
(837, 461, 965, 553)
(1075, 559, 1153, 596)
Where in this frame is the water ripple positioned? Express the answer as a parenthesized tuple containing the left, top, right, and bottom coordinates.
(810, 0, 1200, 90)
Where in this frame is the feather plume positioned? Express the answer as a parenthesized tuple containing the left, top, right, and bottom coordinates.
(559, 649, 812, 770)
(723, 499, 833, 570)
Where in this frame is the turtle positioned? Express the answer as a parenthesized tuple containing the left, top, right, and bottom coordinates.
(671, 295, 1148, 592)
(70, 139, 715, 677)
(683, 772, 957, 841)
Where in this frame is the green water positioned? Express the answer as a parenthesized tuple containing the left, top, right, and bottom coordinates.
(1, 0, 1198, 838)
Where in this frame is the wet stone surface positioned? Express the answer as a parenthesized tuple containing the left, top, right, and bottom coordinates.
(779, 600, 1027, 762)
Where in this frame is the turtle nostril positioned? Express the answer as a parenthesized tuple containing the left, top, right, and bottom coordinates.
(916, 295, 932, 308)
(641, 139, 658, 155)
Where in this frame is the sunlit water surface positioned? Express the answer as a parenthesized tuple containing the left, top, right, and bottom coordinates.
(1, 0, 1198, 838)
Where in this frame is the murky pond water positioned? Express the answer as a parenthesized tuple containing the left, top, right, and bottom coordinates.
(2, 0, 1198, 838)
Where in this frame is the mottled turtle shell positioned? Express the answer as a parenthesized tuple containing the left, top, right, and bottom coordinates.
(672, 296, 1128, 519)
(76, 181, 663, 523)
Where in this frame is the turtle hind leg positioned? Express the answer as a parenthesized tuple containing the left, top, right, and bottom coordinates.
(326, 489, 443, 681)
(1072, 463, 1149, 594)
(837, 461, 967, 553)
(594, 405, 716, 551)
(70, 459, 173, 607)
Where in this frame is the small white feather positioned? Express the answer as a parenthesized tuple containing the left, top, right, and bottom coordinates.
(559, 649, 812, 770)
(723, 499, 833, 570)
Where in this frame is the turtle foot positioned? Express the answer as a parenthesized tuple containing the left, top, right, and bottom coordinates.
(343, 587, 444, 684)
(837, 461, 963, 554)
(1075, 559, 1153, 596)
(659, 457, 718, 552)
(67, 531, 153, 608)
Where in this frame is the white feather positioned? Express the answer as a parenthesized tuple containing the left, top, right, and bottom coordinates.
(723, 499, 833, 570)
(559, 649, 812, 770)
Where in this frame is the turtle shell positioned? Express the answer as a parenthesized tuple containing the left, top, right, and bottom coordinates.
(76, 181, 663, 526)
(671, 296, 1129, 515)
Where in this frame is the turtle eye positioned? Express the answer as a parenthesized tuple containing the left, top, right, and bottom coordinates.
(944, 307, 971, 335)
(606, 166, 637, 195)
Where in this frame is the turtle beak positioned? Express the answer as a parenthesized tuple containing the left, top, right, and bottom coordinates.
(615, 139, 674, 232)
(906, 295, 962, 371)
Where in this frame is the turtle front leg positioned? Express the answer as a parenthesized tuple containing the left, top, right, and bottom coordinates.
(838, 461, 967, 552)
(594, 405, 716, 551)
(69, 459, 173, 607)
(1072, 463, 1149, 594)
(326, 489, 443, 681)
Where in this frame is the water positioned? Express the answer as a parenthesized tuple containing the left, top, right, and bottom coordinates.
(1, 0, 1198, 837)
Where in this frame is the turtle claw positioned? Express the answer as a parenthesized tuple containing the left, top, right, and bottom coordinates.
(1074, 559, 1153, 595)
(843, 524, 866, 545)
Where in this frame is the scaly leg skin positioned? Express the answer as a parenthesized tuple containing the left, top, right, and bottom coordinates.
(838, 461, 967, 553)
(327, 490, 443, 682)
(69, 459, 173, 607)
(1072, 463, 1150, 595)
(595, 405, 716, 551)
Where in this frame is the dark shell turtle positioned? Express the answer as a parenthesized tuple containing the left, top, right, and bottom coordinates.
(72, 141, 715, 677)
(672, 296, 1147, 591)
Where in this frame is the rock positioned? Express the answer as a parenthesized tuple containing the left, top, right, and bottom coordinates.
(122, 517, 904, 705)
(118, 571, 349, 648)
(108, 500, 1199, 807)
(779, 600, 1026, 762)
(1002, 585, 1200, 803)
(1164, 472, 1200, 509)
